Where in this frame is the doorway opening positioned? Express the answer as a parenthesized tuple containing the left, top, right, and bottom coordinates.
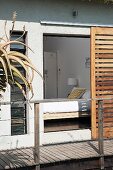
(43, 35, 90, 99)
(43, 35, 91, 132)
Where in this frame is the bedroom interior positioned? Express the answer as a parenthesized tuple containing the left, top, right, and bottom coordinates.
(43, 35, 91, 133)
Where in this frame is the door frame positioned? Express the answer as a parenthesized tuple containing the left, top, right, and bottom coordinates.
(40, 25, 92, 144)
(44, 51, 58, 99)
(42, 26, 90, 99)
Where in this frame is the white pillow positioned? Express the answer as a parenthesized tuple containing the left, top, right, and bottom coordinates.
(68, 87, 86, 99)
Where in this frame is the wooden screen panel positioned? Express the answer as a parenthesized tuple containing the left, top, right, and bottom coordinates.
(91, 27, 113, 139)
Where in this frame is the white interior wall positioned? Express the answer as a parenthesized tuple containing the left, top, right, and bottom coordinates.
(44, 36, 90, 98)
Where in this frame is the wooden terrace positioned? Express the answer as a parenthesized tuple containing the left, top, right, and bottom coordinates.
(0, 139, 113, 170)
(1, 98, 113, 170)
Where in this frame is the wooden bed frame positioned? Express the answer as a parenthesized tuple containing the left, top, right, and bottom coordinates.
(43, 111, 90, 120)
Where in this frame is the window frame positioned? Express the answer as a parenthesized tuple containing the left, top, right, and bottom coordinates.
(10, 30, 28, 136)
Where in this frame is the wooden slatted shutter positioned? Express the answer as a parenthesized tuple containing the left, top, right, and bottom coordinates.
(91, 27, 113, 139)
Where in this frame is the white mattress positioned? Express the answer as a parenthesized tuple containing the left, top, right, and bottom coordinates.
(41, 101, 79, 113)
(41, 100, 90, 113)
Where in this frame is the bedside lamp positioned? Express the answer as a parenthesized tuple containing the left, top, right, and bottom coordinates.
(67, 78, 78, 87)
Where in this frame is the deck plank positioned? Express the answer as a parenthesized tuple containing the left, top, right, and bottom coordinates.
(16, 148, 34, 165)
(41, 146, 66, 162)
(42, 145, 70, 161)
(41, 148, 57, 163)
(1, 139, 113, 169)
(56, 144, 83, 159)
(7, 149, 32, 168)
(66, 143, 98, 159)
(0, 152, 16, 169)
(49, 145, 76, 160)
(2, 150, 22, 169)
(0, 157, 9, 169)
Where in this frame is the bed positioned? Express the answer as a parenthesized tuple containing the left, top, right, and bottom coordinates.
(43, 88, 90, 120)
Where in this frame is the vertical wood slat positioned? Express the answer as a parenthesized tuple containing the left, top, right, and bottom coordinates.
(34, 103, 40, 170)
(91, 27, 96, 139)
(91, 27, 113, 139)
(98, 100, 104, 170)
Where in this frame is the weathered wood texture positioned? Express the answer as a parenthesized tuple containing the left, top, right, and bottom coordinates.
(91, 27, 113, 139)
(34, 103, 40, 170)
(43, 111, 90, 120)
(0, 139, 113, 169)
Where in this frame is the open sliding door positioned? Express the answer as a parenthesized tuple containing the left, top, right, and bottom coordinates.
(91, 27, 113, 139)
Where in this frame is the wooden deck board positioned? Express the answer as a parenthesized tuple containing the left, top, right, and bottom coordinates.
(16, 149, 34, 165)
(41, 148, 57, 163)
(66, 143, 98, 159)
(1, 139, 113, 169)
(2, 151, 22, 169)
(45, 145, 70, 160)
(5, 149, 32, 168)
(0, 152, 16, 169)
(50, 145, 76, 160)
(42, 145, 70, 161)
(0, 157, 10, 169)
(41, 146, 65, 162)
(40, 150, 55, 164)
(56, 145, 81, 159)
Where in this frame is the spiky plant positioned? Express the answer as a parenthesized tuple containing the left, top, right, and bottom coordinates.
(0, 12, 42, 99)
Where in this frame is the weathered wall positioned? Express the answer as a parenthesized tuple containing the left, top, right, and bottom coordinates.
(0, 20, 91, 149)
(0, 0, 113, 25)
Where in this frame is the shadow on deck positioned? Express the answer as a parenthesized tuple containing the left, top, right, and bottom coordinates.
(0, 139, 113, 170)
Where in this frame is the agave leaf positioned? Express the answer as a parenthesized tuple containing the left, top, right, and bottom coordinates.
(0, 76, 5, 81)
(0, 48, 14, 82)
(8, 51, 34, 65)
(0, 23, 43, 99)
(0, 56, 8, 82)
(0, 80, 6, 91)
(8, 51, 42, 78)
(24, 63, 34, 83)
(29, 85, 34, 100)
(18, 79, 33, 99)
(23, 60, 43, 80)
(0, 63, 4, 67)
(8, 51, 43, 81)
(8, 54, 33, 83)
(0, 84, 6, 90)
(0, 87, 6, 92)
(11, 65, 31, 89)
(2, 41, 34, 52)
(14, 28, 25, 42)
(14, 80, 27, 98)
(15, 80, 34, 100)
(8, 54, 31, 76)
(0, 80, 5, 86)
(0, 38, 7, 43)
(0, 84, 6, 89)
(4, 20, 9, 41)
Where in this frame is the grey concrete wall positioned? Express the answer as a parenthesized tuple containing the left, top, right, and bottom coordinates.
(0, 0, 113, 25)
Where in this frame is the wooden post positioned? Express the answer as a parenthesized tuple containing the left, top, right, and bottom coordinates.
(34, 103, 40, 170)
(98, 100, 104, 170)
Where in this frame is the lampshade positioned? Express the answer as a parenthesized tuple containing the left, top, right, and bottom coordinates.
(67, 78, 78, 86)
